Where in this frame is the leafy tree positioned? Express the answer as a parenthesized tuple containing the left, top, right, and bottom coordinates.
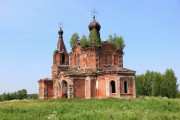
(144, 71, 153, 96)
(108, 34, 113, 42)
(151, 72, 162, 96)
(160, 69, 178, 98)
(12, 91, 18, 99)
(114, 35, 125, 50)
(80, 34, 88, 48)
(108, 34, 125, 50)
(89, 28, 101, 47)
(17, 89, 27, 100)
(176, 91, 180, 98)
(136, 74, 145, 95)
(0, 93, 7, 101)
(6, 92, 12, 100)
(136, 69, 179, 98)
(70, 33, 79, 48)
(136, 71, 157, 96)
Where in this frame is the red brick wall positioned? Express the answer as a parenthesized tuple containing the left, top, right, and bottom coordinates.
(38, 80, 54, 99)
(53, 51, 60, 65)
(70, 45, 81, 68)
(70, 43, 123, 70)
(97, 76, 106, 97)
(97, 74, 118, 98)
(52, 66, 59, 78)
(38, 82, 44, 99)
(73, 79, 85, 98)
(86, 51, 96, 69)
(99, 43, 123, 68)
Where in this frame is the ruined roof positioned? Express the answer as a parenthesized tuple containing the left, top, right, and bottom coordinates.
(60, 66, 136, 77)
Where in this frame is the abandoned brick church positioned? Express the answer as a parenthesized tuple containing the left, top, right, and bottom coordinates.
(38, 16, 136, 99)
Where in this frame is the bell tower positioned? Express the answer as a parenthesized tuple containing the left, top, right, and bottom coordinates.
(52, 27, 69, 79)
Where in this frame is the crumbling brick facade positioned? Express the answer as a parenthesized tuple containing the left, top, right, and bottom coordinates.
(38, 17, 136, 99)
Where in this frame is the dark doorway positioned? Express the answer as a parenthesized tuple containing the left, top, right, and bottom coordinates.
(62, 80, 68, 98)
(110, 81, 116, 93)
(124, 81, 128, 93)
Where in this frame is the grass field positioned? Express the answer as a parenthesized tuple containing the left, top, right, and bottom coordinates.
(0, 97, 180, 120)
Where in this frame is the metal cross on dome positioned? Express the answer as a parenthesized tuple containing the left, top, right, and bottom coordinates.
(91, 9, 98, 18)
(59, 22, 63, 29)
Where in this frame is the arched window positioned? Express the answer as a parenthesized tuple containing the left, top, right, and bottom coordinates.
(110, 81, 116, 93)
(61, 53, 65, 64)
(124, 81, 128, 93)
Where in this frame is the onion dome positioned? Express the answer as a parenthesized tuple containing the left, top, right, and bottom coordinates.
(58, 27, 63, 38)
(57, 27, 67, 52)
(88, 16, 101, 31)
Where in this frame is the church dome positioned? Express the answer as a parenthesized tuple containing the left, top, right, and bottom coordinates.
(58, 27, 63, 37)
(88, 16, 101, 31)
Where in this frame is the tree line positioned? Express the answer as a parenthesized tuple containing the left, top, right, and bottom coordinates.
(136, 69, 179, 98)
(0, 89, 37, 102)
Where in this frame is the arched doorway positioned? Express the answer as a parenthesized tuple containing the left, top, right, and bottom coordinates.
(110, 81, 116, 93)
(62, 80, 68, 98)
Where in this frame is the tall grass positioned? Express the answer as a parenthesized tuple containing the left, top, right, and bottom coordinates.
(0, 97, 180, 120)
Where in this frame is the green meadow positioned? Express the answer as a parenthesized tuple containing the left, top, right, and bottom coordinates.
(0, 97, 180, 120)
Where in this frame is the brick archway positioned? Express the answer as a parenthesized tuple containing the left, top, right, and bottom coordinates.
(62, 80, 68, 98)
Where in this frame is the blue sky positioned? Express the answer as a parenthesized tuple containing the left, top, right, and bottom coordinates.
(0, 0, 180, 94)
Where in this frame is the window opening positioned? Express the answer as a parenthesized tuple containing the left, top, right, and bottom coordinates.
(124, 81, 128, 93)
(62, 53, 65, 64)
(110, 81, 116, 93)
